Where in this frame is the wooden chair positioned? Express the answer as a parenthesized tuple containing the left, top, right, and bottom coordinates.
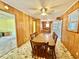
(53, 32, 58, 44)
(48, 45, 55, 59)
(34, 32, 38, 37)
(30, 32, 38, 39)
(31, 41, 48, 59)
(48, 32, 58, 59)
(30, 33, 35, 58)
(30, 33, 36, 40)
(30, 40, 36, 58)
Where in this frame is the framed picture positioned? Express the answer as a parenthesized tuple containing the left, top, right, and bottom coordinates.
(68, 9, 79, 32)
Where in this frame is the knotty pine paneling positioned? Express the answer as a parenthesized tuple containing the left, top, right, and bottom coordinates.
(61, 1, 79, 59)
(29, 16, 33, 34)
(36, 19, 40, 34)
(0, 1, 38, 47)
(32, 20, 37, 33)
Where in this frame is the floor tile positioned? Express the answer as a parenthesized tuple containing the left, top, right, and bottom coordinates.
(0, 40, 75, 59)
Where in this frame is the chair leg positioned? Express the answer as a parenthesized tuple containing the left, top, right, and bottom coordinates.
(52, 50, 55, 59)
(53, 49, 56, 59)
(52, 50, 53, 59)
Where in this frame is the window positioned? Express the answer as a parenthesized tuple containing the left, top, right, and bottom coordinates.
(68, 9, 79, 32)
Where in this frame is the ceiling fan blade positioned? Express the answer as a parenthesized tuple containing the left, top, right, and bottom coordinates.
(47, 12, 53, 15)
(47, 9, 54, 14)
(33, 11, 41, 15)
(27, 7, 39, 10)
(34, 13, 41, 16)
(39, 0, 48, 8)
(49, 3, 65, 9)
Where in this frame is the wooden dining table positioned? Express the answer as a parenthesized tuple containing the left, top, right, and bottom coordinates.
(32, 33, 55, 46)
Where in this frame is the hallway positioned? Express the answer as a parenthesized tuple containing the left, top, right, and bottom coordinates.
(0, 0, 79, 59)
(0, 40, 74, 59)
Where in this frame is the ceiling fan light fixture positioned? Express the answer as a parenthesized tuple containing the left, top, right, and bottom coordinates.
(41, 12, 47, 16)
(41, 8, 47, 16)
(41, 8, 47, 12)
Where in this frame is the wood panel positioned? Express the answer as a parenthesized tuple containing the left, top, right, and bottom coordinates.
(36, 19, 40, 34)
(61, 1, 79, 59)
(32, 20, 37, 33)
(29, 16, 33, 34)
(0, 1, 37, 47)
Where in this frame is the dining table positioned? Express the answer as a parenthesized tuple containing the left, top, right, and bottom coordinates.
(32, 33, 55, 46)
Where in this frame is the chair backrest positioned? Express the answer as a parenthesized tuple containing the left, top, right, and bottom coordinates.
(30, 33, 38, 54)
(30, 34, 35, 54)
(35, 32, 38, 36)
(30, 33, 36, 40)
(53, 32, 58, 43)
(31, 41, 48, 58)
(30, 32, 38, 39)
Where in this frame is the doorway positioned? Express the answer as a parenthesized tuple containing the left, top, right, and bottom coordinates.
(52, 20, 62, 39)
(0, 10, 17, 57)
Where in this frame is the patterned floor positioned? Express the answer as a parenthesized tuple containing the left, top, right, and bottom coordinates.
(0, 40, 75, 59)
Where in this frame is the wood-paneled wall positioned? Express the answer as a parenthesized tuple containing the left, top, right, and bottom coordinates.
(61, 1, 79, 59)
(29, 16, 33, 34)
(36, 19, 40, 34)
(0, 1, 40, 47)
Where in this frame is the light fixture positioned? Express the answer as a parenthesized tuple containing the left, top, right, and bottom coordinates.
(4, 6, 9, 10)
(41, 12, 47, 16)
(46, 22, 49, 27)
(41, 8, 47, 16)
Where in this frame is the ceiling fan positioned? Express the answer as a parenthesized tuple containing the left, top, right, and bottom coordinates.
(27, 0, 68, 16)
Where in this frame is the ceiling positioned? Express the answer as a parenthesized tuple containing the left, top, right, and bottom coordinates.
(1, 0, 77, 20)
